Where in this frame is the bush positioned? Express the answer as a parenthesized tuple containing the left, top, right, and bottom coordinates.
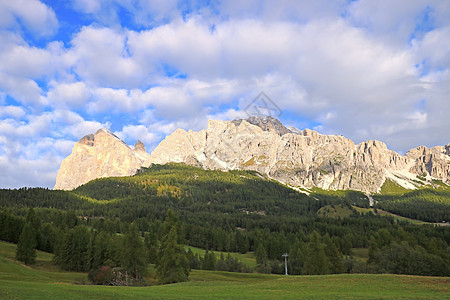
(88, 266, 145, 286)
(88, 266, 114, 285)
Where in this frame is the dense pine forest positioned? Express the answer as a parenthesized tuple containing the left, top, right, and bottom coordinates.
(1, 163, 449, 284)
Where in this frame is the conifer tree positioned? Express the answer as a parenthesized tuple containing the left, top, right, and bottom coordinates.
(156, 227, 190, 284)
(121, 224, 148, 282)
(144, 231, 158, 264)
(288, 240, 305, 275)
(368, 236, 379, 264)
(89, 231, 112, 270)
(53, 225, 90, 272)
(303, 231, 329, 275)
(255, 243, 268, 266)
(202, 250, 217, 270)
(323, 234, 343, 274)
(216, 253, 228, 271)
(15, 222, 37, 265)
(16, 208, 39, 265)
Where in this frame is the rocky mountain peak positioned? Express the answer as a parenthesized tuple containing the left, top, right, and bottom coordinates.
(55, 118, 449, 192)
(134, 140, 146, 152)
(79, 133, 95, 147)
(232, 116, 291, 135)
(54, 129, 151, 190)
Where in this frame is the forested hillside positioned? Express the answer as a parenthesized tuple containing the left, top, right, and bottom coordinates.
(1, 163, 449, 284)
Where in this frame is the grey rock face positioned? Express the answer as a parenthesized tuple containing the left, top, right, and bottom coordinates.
(55, 118, 449, 192)
(147, 118, 449, 192)
(54, 129, 150, 190)
(406, 144, 450, 182)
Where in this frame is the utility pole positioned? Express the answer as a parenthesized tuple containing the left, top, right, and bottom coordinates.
(282, 253, 288, 275)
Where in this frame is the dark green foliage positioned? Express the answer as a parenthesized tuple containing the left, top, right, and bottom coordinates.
(215, 253, 228, 271)
(323, 234, 344, 274)
(303, 231, 329, 275)
(15, 222, 36, 265)
(372, 241, 449, 276)
(288, 240, 305, 275)
(15, 208, 38, 265)
(156, 210, 190, 284)
(89, 231, 113, 270)
(255, 243, 268, 266)
(311, 189, 370, 208)
(88, 266, 114, 285)
(374, 188, 450, 222)
(120, 224, 148, 281)
(53, 225, 90, 272)
(202, 250, 216, 270)
(0, 210, 24, 244)
(156, 227, 190, 284)
(144, 231, 158, 264)
(236, 230, 249, 254)
(0, 164, 449, 277)
(188, 252, 202, 270)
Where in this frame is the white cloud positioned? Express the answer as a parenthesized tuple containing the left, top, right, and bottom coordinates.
(0, 106, 26, 119)
(70, 26, 144, 88)
(0, 0, 58, 36)
(0, 44, 53, 78)
(71, 0, 180, 26)
(1, 0, 450, 188)
(0, 31, 70, 109)
(0, 109, 110, 188)
(47, 81, 90, 108)
(50, 109, 110, 138)
(207, 108, 248, 122)
(416, 26, 450, 70)
(0, 71, 46, 107)
(0, 154, 61, 188)
(115, 124, 158, 146)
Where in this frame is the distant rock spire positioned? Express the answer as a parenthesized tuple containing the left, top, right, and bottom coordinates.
(134, 140, 146, 152)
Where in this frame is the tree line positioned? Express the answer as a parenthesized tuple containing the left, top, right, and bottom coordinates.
(0, 164, 449, 282)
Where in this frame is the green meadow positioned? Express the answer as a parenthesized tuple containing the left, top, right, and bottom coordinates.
(1, 241, 448, 299)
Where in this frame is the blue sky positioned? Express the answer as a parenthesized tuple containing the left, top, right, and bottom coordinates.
(0, 0, 449, 188)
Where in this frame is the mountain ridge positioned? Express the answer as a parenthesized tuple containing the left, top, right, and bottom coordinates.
(54, 116, 449, 192)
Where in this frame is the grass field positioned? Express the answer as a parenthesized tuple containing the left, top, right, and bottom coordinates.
(1, 241, 449, 299)
(185, 245, 257, 268)
(379, 179, 409, 195)
(352, 206, 429, 224)
(317, 204, 354, 219)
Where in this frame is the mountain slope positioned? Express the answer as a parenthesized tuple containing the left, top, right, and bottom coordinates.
(147, 116, 449, 193)
(54, 116, 450, 192)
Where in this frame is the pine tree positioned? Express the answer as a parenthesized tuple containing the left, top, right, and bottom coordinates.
(288, 240, 305, 275)
(323, 234, 343, 274)
(368, 236, 379, 264)
(144, 231, 158, 264)
(202, 250, 216, 270)
(89, 231, 112, 270)
(216, 253, 228, 271)
(255, 243, 268, 266)
(120, 224, 148, 282)
(53, 226, 90, 272)
(15, 222, 37, 265)
(156, 227, 190, 284)
(303, 231, 329, 275)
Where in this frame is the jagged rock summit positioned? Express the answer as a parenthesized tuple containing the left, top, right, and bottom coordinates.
(54, 117, 450, 192)
(54, 129, 150, 190)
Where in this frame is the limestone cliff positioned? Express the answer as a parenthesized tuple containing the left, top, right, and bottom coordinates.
(55, 117, 449, 192)
(146, 116, 449, 192)
(406, 144, 450, 183)
(54, 129, 150, 190)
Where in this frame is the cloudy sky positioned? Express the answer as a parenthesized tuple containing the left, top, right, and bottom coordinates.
(0, 0, 449, 188)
